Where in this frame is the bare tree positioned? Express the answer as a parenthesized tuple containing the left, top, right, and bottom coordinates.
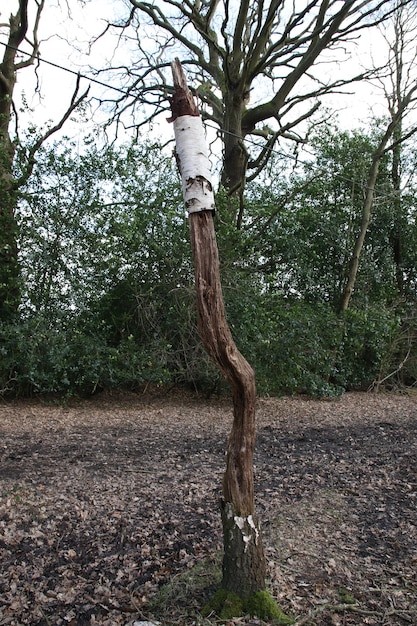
(339, 1, 417, 312)
(0, 0, 88, 319)
(95, 0, 410, 225)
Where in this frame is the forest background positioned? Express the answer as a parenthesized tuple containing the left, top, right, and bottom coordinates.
(1, 0, 417, 399)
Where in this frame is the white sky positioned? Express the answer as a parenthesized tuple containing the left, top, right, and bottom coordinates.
(4, 1, 122, 139)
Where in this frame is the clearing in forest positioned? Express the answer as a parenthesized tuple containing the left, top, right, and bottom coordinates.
(0, 391, 416, 625)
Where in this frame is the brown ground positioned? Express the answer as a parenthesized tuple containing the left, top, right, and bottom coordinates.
(0, 390, 416, 626)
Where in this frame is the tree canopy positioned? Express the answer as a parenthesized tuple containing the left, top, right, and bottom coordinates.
(94, 0, 413, 208)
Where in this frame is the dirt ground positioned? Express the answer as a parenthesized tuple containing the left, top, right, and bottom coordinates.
(0, 390, 416, 626)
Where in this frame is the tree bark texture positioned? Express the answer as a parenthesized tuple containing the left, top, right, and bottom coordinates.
(170, 59, 266, 597)
(220, 89, 249, 197)
(0, 1, 30, 319)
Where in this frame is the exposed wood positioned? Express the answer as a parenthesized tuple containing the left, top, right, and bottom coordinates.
(167, 58, 200, 121)
(189, 210, 256, 514)
(169, 59, 266, 596)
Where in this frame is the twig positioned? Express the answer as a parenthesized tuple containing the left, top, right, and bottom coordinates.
(295, 601, 415, 625)
(369, 344, 412, 391)
(38, 608, 52, 626)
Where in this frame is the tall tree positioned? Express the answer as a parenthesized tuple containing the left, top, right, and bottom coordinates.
(339, 1, 417, 312)
(381, 1, 417, 295)
(98, 0, 408, 224)
(248, 127, 385, 307)
(0, 0, 88, 319)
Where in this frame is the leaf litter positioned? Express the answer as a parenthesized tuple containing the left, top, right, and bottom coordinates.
(0, 390, 416, 625)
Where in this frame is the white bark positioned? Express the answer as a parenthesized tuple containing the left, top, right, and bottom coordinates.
(173, 115, 215, 214)
(224, 502, 260, 553)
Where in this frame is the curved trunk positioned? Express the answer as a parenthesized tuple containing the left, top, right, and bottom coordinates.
(170, 59, 266, 598)
(189, 203, 266, 597)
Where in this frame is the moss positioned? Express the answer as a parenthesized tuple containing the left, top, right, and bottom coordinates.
(202, 588, 243, 620)
(202, 588, 294, 624)
(338, 587, 356, 605)
(245, 591, 294, 623)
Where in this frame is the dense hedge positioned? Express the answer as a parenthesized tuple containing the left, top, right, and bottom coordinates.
(1, 133, 416, 398)
(0, 300, 410, 398)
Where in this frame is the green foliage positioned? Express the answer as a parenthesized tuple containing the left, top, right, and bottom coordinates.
(0, 129, 416, 398)
(371, 306, 417, 389)
(202, 589, 243, 619)
(338, 587, 356, 604)
(0, 315, 170, 396)
(241, 123, 406, 308)
(334, 307, 400, 390)
(245, 591, 294, 623)
(0, 138, 219, 396)
(225, 288, 400, 396)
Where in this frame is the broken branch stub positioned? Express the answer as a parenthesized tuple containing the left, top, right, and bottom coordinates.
(168, 58, 200, 120)
(169, 59, 215, 215)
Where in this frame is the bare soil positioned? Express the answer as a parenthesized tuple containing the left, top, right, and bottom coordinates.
(0, 390, 416, 626)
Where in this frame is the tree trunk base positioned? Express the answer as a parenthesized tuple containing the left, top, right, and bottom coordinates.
(202, 588, 294, 623)
(200, 501, 294, 623)
(221, 500, 265, 596)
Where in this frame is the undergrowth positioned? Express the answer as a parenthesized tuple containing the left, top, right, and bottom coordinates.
(144, 554, 293, 625)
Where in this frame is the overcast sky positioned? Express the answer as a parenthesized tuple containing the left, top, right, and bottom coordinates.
(3, 0, 391, 145)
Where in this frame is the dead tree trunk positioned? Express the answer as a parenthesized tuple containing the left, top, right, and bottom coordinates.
(168, 58, 266, 600)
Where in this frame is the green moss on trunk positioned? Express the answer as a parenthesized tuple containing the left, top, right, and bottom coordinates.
(202, 588, 294, 623)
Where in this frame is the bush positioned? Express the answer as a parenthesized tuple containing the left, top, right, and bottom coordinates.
(0, 295, 408, 399)
(226, 291, 402, 397)
(0, 316, 170, 397)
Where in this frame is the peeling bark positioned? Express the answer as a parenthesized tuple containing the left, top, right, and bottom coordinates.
(169, 59, 266, 597)
(173, 116, 215, 214)
(221, 502, 266, 597)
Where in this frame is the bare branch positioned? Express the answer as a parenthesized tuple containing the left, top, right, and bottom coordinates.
(247, 171, 325, 240)
(15, 0, 45, 70)
(15, 76, 90, 188)
(90, 0, 417, 190)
